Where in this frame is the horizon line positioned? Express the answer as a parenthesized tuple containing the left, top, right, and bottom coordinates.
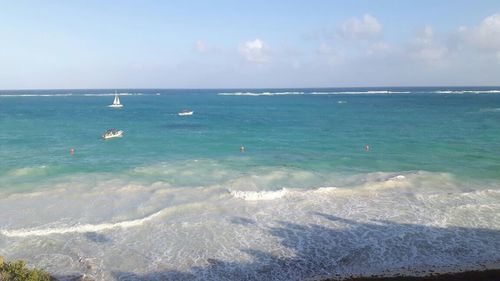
(1, 85, 500, 91)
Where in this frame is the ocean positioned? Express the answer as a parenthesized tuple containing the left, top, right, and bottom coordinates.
(0, 87, 499, 280)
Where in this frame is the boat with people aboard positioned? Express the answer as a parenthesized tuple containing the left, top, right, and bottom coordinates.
(102, 129, 123, 139)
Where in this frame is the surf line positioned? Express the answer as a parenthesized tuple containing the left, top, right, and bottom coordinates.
(0, 203, 200, 237)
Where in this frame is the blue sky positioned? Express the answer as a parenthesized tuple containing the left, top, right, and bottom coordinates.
(0, 0, 499, 89)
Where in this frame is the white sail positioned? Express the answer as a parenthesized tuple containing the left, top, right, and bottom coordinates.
(109, 93, 123, 108)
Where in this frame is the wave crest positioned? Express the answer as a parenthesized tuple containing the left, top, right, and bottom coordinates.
(0, 202, 206, 237)
(435, 90, 500, 94)
(230, 189, 289, 201)
(218, 92, 304, 96)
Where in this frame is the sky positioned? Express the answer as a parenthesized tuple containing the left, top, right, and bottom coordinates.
(0, 0, 499, 89)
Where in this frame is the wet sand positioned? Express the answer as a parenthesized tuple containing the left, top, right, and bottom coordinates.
(324, 269, 500, 281)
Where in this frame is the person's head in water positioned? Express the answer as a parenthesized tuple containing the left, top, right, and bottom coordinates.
(240, 145, 245, 152)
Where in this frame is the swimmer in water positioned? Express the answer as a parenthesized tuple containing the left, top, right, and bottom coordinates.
(240, 145, 245, 152)
(70, 148, 75, 155)
(365, 144, 370, 152)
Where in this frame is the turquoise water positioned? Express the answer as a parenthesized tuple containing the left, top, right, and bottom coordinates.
(0, 88, 499, 280)
(1, 88, 500, 188)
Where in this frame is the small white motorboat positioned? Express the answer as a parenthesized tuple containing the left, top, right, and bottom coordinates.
(178, 110, 194, 116)
(108, 93, 123, 108)
(102, 129, 123, 139)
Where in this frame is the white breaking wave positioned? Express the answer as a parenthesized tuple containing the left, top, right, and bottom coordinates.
(230, 188, 289, 200)
(229, 186, 341, 201)
(388, 175, 406, 181)
(434, 90, 500, 94)
(83, 93, 143, 96)
(218, 92, 305, 96)
(0, 94, 73, 97)
(0, 93, 145, 98)
(218, 91, 411, 96)
(310, 91, 411, 95)
(229, 174, 412, 201)
(0, 203, 201, 237)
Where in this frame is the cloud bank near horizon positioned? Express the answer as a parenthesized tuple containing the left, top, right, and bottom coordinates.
(186, 13, 500, 88)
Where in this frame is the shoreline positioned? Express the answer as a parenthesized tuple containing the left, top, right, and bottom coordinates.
(319, 265, 500, 281)
(331, 269, 500, 281)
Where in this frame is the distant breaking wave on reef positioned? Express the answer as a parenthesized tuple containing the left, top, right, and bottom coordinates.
(218, 91, 306, 96)
(217, 89, 500, 96)
(83, 93, 144, 96)
(0, 93, 74, 97)
(434, 90, 500, 94)
(217, 91, 411, 96)
(0, 92, 144, 97)
(311, 90, 411, 94)
(1, 89, 500, 98)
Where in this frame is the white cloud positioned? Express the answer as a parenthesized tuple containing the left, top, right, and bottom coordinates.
(317, 43, 340, 65)
(408, 26, 449, 62)
(458, 13, 500, 52)
(238, 38, 269, 63)
(366, 42, 394, 57)
(340, 14, 382, 40)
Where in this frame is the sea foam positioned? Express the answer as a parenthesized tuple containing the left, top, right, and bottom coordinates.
(230, 188, 289, 201)
(434, 90, 500, 94)
(218, 92, 304, 96)
(0, 202, 207, 237)
(218, 91, 411, 96)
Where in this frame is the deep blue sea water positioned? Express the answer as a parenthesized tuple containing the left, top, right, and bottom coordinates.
(0, 88, 499, 280)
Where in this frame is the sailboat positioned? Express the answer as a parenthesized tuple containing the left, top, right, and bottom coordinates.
(108, 93, 123, 108)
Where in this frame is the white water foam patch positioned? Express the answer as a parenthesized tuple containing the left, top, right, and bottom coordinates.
(229, 186, 340, 201)
(147, 177, 499, 280)
(310, 90, 411, 95)
(434, 90, 500, 94)
(227, 174, 410, 201)
(0, 93, 73, 97)
(0, 202, 207, 238)
(5, 165, 50, 177)
(479, 107, 500, 112)
(0, 92, 146, 98)
(218, 91, 305, 96)
(0, 172, 224, 231)
(1, 169, 499, 280)
(414, 188, 500, 228)
(230, 188, 289, 201)
(218, 91, 411, 96)
(0, 209, 163, 237)
(83, 92, 144, 96)
(227, 171, 463, 202)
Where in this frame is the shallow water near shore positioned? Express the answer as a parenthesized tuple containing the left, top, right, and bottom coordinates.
(1, 88, 499, 280)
